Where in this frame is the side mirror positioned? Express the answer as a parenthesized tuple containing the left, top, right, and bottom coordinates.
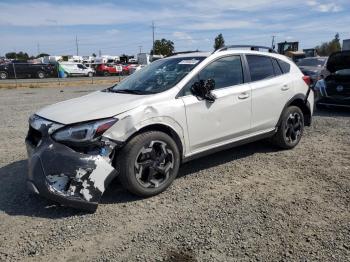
(190, 79, 216, 103)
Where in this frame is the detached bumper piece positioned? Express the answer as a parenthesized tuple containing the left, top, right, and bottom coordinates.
(25, 118, 117, 212)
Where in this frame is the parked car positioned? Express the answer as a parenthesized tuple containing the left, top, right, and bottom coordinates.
(95, 63, 123, 76)
(129, 64, 146, 74)
(0, 61, 55, 80)
(25, 45, 313, 211)
(317, 51, 350, 108)
(297, 57, 329, 84)
(60, 62, 95, 77)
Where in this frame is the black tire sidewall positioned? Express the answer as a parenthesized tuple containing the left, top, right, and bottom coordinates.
(119, 131, 180, 197)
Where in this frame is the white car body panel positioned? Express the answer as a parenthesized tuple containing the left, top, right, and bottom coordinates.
(36, 50, 313, 160)
(181, 82, 251, 152)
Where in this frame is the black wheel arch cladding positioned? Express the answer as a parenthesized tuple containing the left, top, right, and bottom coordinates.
(277, 94, 312, 127)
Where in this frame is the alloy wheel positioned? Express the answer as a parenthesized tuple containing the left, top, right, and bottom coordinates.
(284, 112, 303, 144)
(0, 72, 7, 79)
(134, 140, 174, 188)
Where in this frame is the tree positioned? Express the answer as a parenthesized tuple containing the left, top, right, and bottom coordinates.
(214, 33, 225, 50)
(315, 33, 341, 56)
(5, 51, 30, 60)
(36, 53, 50, 58)
(92, 53, 97, 57)
(151, 38, 174, 56)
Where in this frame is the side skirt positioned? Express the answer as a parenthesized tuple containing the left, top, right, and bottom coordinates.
(182, 129, 276, 163)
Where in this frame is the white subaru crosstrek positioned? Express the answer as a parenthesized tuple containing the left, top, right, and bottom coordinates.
(26, 46, 314, 211)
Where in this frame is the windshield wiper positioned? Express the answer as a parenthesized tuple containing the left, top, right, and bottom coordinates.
(109, 89, 156, 95)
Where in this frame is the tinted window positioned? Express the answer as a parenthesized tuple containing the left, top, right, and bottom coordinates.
(272, 58, 283, 76)
(198, 56, 243, 89)
(297, 58, 326, 67)
(247, 55, 275, 81)
(181, 55, 244, 96)
(278, 60, 291, 74)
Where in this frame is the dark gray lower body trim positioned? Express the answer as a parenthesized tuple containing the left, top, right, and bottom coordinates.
(182, 130, 276, 163)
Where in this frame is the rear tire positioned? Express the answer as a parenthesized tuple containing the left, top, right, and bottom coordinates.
(88, 72, 93, 77)
(0, 71, 8, 80)
(37, 71, 45, 79)
(116, 131, 180, 197)
(272, 106, 304, 149)
(103, 71, 110, 76)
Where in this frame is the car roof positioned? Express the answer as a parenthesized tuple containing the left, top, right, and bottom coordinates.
(169, 49, 290, 63)
(169, 52, 211, 58)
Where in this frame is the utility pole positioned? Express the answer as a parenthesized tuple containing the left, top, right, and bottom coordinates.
(271, 35, 276, 50)
(138, 45, 142, 54)
(99, 49, 102, 57)
(75, 35, 79, 56)
(151, 21, 155, 54)
(37, 43, 40, 56)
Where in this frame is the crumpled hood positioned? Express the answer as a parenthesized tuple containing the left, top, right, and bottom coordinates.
(36, 91, 149, 124)
(327, 51, 350, 73)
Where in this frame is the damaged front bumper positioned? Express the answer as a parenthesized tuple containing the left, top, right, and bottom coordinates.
(25, 117, 118, 212)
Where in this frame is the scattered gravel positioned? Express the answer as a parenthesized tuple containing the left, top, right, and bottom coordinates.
(0, 85, 349, 261)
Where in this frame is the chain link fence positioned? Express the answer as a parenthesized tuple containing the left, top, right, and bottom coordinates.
(0, 62, 126, 88)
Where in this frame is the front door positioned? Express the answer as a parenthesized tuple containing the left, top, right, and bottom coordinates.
(180, 55, 252, 153)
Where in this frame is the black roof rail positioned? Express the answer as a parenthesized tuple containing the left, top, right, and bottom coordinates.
(166, 50, 202, 57)
(213, 45, 277, 54)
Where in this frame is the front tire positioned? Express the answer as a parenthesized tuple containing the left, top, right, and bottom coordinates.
(272, 106, 304, 149)
(0, 71, 8, 80)
(117, 131, 180, 197)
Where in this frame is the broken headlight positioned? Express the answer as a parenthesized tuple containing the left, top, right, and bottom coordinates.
(52, 118, 118, 144)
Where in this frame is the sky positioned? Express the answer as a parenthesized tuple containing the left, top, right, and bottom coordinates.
(0, 0, 349, 57)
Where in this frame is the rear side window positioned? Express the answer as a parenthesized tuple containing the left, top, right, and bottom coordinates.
(246, 55, 275, 82)
(277, 60, 291, 74)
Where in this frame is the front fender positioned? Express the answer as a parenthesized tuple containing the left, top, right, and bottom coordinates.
(103, 107, 186, 155)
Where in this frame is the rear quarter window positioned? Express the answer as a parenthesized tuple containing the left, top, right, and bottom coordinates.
(277, 60, 291, 74)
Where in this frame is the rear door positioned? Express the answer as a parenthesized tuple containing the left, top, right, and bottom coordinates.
(246, 55, 294, 132)
(181, 55, 252, 153)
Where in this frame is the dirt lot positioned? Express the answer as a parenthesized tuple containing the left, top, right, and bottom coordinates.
(0, 85, 349, 262)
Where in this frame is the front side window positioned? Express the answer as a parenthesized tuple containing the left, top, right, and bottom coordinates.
(182, 55, 244, 96)
(110, 56, 205, 94)
(246, 55, 275, 82)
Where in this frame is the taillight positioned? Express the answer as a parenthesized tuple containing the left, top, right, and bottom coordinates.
(302, 75, 311, 86)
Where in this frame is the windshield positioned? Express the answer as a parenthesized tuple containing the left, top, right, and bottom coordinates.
(336, 69, 350, 75)
(110, 56, 205, 94)
(297, 58, 326, 67)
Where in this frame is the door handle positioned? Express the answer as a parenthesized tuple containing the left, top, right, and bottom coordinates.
(238, 92, 249, 99)
(281, 84, 290, 91)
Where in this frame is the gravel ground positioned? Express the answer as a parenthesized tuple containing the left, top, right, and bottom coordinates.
(0, 85, 349, 262)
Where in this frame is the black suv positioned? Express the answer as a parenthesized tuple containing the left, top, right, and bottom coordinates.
(317, 51, 350, 108)
(0, 61, 55, 80)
